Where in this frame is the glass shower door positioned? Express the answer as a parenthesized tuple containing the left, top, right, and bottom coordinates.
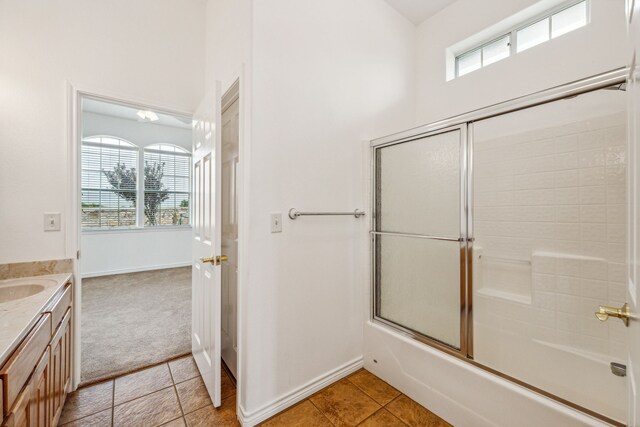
(373, 126, 466, 350)
(471, 86, 628, 423)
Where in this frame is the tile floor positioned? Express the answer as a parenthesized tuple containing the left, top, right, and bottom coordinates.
(59, 357, 452, 426)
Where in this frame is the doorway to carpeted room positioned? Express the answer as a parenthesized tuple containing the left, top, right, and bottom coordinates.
(80, 267, 191, 385)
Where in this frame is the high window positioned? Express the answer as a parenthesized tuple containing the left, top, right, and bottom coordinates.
(455, 1, 588, 78)
(81, 137, 191, 229)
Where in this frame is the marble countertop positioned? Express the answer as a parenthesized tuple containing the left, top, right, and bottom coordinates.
(0, 273, 72, 365)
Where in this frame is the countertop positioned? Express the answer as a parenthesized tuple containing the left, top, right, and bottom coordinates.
(0, 273, 72, 365)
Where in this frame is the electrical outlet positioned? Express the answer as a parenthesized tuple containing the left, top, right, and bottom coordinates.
(270, 213, 282, 233)
(44, 212, 61, 232)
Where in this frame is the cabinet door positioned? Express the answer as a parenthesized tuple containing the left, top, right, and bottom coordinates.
(61, 312, 71, 406)
(3, 380, 33, 427)
(31, 348, 50, 427)
(49, 337, 61, 426)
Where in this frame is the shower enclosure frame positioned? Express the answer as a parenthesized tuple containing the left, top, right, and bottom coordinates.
(369, 67, 628, 427)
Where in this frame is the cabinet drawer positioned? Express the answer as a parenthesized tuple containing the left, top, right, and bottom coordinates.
(43, 282, 71, 335)
(0, 314, 51, 418)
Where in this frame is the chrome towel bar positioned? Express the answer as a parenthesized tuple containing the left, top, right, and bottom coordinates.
(288, 208, 365, 220)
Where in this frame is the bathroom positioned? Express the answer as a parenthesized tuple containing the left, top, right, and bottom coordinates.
(0, 0, 638, 426)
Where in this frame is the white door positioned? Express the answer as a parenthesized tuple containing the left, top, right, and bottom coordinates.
(628, 2, 640, 424)
(221, 95, 240, 378)
(192, 81, 223, 407)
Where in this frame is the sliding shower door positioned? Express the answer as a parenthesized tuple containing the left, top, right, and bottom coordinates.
(370, 70, 630, 425)
(372, 126, 466, 350)
(471, 85, 628, 423)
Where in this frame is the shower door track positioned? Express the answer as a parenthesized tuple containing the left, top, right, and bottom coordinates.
(369, 67, 628, 427)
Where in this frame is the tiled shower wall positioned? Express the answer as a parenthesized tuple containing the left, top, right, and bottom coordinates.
(473, 111, 627, 362)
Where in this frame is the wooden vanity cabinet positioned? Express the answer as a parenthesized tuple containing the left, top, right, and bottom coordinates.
(1, 281, 72, 427)
(49, 311, 71, 426)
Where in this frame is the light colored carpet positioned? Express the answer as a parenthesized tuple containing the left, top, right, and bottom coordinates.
(80, 267, 191, 385)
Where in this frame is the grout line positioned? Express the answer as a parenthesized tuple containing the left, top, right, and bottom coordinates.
(385, 394, 403, 408)
(173, 385, 186, 418)
(307, 398, 339, 426)
(59, 382, 116, 426)
(172, 374, 200, 386)
(80, 352, 192, 388)
(168, 362, 187, 420)
(114, 384, 176, 408)
(111, 379, 115, 427)
(159, 417, 186, 427)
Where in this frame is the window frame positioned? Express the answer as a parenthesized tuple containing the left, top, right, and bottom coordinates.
(454, 0, 589, 78)
(81, 136, 192, 232)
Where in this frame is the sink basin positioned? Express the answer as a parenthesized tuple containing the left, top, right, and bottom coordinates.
(0, 285, 45, 303)
(0, 278, 54, 303)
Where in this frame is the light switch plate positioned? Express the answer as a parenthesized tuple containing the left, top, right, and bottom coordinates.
(270, 213, 282, 233)
(44, 212, 61, 232)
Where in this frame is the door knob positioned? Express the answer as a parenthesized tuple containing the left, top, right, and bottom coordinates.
(200, 255, 228, 265)
(595, 303, 630, 327)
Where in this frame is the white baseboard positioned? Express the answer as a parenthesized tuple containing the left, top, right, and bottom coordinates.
(81, 262, 191, 278)
(238, 356, 364, 427)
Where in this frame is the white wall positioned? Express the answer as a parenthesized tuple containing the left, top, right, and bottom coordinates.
(80, 112, 192, 277)
(240, 0, 415, 423)
(81, 228, 190, 277)
(0, 0, 206, 264)
(82, 112, 192, 151)
(415, 0, 627, 124)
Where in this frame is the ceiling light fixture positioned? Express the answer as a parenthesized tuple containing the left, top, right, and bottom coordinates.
(136, 110, 159, 122)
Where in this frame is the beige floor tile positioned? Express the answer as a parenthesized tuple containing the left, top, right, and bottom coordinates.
(386, 395, 452, 427)
(60, 409, 112, 427)
(162, 417, 187, 426)
(260, 400, 332, 427)
(348, 370, 400, 406)
(184, 395, 239, 426)
(221, 370, 236, 400)
(358, 408, 406, 427)
(59, 380, 114, 424)
(176, 376, 213, 414)
(310, 379, 381, 426)
(113, 387, 182, 426)
(170, 356, 200, 384)
(114, 363, 173, 404)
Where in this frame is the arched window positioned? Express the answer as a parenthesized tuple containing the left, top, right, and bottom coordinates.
(81, 136, 138, 228)
(143, 144, 191, 226)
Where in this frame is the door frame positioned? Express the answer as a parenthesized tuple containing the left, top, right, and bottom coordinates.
(219, 68, 249, 420)
(220, 79, 241, 379)
(66, 82, 194, 390)
(369, 67, 628, 427)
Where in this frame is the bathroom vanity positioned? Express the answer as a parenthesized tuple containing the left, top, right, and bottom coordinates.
(0, 274, 73, 427)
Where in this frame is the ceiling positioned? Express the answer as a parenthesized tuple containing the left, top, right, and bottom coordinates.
(384, 0, 457, 25)
(82, 98, 191, 129)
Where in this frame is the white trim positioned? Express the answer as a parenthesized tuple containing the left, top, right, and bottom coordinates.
(81, 225, 192, 235)
(81, 262, 192, 279)
(237, 357, 364, 427)
(67, 81, 195, 392)
(233, 64, 250, 425)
